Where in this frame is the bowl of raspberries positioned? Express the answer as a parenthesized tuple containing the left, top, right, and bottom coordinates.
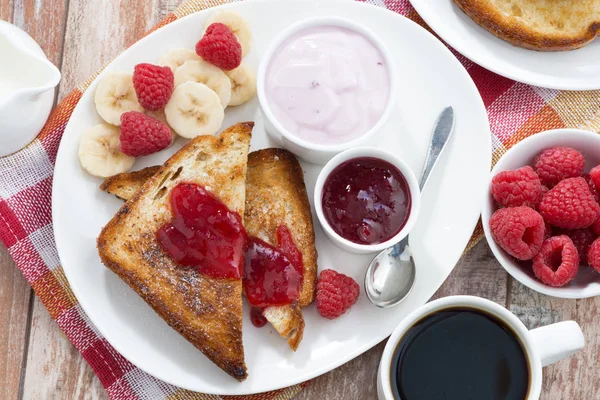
(482, 129, 600, 298)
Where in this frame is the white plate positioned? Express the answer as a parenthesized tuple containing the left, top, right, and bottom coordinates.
(52, 0, 491, 395)
(409, 0, 600, 90)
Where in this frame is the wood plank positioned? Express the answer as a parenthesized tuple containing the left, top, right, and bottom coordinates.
(0, 244, 32, 400)
(0, 0, 14, 20)
(12, 0, 69, 66)
(21, 296, 107, 400)
(57, 0, 167, 100)
(294, 241, 508, 399)
(509, 278, 600, 399)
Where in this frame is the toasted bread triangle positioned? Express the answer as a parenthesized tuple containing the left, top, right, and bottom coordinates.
(97, 122, 253, 381)
(98, 146, 317, 352)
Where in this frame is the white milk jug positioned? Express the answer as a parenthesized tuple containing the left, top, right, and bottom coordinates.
(0, 20, 61, 157)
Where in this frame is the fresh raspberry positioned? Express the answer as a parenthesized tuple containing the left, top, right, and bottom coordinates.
(316, 269, 360, 319)
(491, 166, 542, 208)
(544, 221, 553, 240)
(590, 165, 600, 189)
(583, 173, 600, 203)
(132, 63, 174, 111)
(489, 206, 545, 260)
(534, 147, 584, 187)
(120, 111, 172, 157)
(533, 236, 579, 287)
(593, 218, 600, 236)
(196, 23, 242, 70)
(553, 228, 596, 265)
(587, 238, 600, 272)
(538, 177, 600, 229)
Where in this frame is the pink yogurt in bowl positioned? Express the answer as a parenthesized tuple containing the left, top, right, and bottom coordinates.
(258, 17, 397, 164)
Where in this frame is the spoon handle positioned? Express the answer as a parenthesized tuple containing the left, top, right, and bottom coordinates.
(418, 106, 455, 190)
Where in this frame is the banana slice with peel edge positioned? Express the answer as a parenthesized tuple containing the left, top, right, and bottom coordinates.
(204, 10, 252, 57)
(79, 124, 135, 178)
(94, 72, 143, 126)
(165, 81, 225, 139)
(158, 48, 201, 74)
(174, 60, 232, 108)
(225, 64, 256, 106)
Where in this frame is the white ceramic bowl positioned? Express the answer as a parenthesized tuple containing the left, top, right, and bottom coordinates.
(257, 16, 397, 165)
(314, 147, 420, 254)
(482, 129, 600, 299)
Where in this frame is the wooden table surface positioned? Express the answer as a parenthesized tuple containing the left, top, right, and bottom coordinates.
(1, 1, 599, 399)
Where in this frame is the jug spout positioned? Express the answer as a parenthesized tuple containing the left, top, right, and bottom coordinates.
(0, 20, 61, 105)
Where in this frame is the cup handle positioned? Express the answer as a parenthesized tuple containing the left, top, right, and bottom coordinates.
(529, 321, 585, 367)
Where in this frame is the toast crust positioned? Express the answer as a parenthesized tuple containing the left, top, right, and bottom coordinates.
(97, 123, 253, 381)
(100, 166, 161, 200)
(453, 0, 600, 51)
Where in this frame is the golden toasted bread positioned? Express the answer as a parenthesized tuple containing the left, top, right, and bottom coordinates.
(97, 122, 253, 381)
(99, 166, 161, 200)
(454, 0, 600, 51)
(244, 149, 318, 350)
(99, 147, 318, 351)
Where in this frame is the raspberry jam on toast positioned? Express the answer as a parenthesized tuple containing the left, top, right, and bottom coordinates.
(157, 183, 247, 279)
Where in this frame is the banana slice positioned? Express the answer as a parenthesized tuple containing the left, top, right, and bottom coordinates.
(164, 81, 224, 139)
(225, 64, 256, 106)
(205, 10, 252, 56)
(158, 48, 201, 73)
(78, 124, 135, 178)
(94, 72, 143, 126)
(174, 60, 232, 108)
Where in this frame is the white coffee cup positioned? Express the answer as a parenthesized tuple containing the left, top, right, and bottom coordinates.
(378, 296, 585, 400)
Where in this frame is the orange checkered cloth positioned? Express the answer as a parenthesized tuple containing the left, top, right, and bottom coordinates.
(0, 0, 597, 398)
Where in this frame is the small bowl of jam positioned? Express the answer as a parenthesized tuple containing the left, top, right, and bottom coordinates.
(314, 147, 420, 254)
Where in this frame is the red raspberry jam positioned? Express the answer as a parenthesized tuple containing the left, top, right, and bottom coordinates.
(244, 225, 304, 308)
(322, 157, 411, 245)
(250, 307, 268, 328)
(156, 183, 247, 280)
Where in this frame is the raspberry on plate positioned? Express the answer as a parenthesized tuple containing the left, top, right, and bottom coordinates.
(587, 238, 600, 272)
(196, 23, 242, 70)
(538, 177, 600, 229)
(132, 63, 174, 111)
(491, 166, 542, 208)
(583, 173, 600, 203)
(553, 228, 596, 265)
(489, 206, 545, 260)
(120, 111, 173, 157)
(316, 269, 360, 319)
(533, 236, 579, 287)
(533, 146, 584, 187)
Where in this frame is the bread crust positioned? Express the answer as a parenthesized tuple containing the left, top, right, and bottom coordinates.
(97, 122, 253, 381)
(453, 0, 600, 51)
(100, 166, 161, 200)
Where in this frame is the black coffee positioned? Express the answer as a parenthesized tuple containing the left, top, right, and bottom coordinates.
(391, 308, 529, 400)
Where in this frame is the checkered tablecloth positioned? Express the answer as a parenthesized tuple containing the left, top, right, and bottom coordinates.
(1, 0, 598, 398)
